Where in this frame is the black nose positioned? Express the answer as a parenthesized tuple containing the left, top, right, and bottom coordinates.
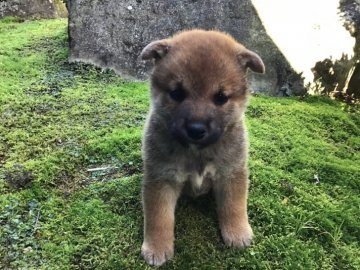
(186, 122, 207, 141)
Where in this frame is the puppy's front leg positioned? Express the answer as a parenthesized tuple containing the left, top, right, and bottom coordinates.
(141, 180, 181, 266)
(214, 170, 253, 248)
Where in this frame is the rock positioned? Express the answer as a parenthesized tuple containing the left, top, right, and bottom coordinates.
(67, 0, 305, 96)
(0, 0, 67, 19)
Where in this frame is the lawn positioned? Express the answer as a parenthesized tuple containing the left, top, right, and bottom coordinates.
(0, 17, 359, 270)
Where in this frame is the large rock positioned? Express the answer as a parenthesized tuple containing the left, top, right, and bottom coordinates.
(0, 0, 67, 19)
(67, 0, 305, 96)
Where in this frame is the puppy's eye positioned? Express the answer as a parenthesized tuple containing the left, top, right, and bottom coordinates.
(169, 84, 186, 102)
(213, 91, 229, 106)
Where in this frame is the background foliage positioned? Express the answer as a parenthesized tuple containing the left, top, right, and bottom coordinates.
(311, 0, 360, 103)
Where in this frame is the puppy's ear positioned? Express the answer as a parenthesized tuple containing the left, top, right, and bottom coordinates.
(237, 48, 265, 74)
(140, 40, 170, 60)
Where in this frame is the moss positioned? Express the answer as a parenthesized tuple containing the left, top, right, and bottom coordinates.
(53, 0, 68, 18)
(0, 18, 359, 269)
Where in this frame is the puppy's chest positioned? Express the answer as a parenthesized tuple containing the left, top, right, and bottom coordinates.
(176, 163, 216, 196)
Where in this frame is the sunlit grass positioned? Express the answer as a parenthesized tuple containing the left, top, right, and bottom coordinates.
(0, 18, 359, 269)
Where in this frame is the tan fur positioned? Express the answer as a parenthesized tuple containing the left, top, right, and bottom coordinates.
(140, 29, 264, 266)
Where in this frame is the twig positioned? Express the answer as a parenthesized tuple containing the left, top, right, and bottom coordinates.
(34, 208, 41, 232)
(87, 167, 114, 172)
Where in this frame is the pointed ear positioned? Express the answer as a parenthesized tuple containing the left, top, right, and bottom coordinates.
(237, 48, 265, 74)
(140, 39, 170, 60)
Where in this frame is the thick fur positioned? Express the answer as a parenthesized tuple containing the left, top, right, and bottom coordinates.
(140, 30, 264, 266)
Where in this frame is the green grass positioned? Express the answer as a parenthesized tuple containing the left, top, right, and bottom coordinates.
(0, 18, 359, 269)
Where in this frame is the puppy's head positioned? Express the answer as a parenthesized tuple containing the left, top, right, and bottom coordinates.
(141, 30, 264, 148)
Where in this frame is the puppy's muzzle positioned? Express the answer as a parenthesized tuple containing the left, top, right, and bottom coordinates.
(171, 119, 223, 148)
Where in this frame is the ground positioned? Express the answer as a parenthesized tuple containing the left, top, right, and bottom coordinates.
(0, 18, 359, 270)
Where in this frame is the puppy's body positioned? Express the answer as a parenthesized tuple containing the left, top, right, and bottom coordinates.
(140, 30, 264, 266)
(143, 114, 248, 195)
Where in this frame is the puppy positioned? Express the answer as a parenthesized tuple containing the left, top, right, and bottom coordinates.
(140, 29, 265, 266)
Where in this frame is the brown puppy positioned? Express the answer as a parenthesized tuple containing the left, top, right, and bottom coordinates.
(140, 30, 265, 266)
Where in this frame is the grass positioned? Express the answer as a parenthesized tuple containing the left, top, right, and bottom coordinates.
(0, 17, 359, 269)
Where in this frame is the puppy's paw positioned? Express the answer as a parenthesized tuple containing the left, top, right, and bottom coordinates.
(221, 222, 253, 248)
(141, 241, 174, 266)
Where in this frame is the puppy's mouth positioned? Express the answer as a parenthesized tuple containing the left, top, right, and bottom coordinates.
(170, 120, 223, 149)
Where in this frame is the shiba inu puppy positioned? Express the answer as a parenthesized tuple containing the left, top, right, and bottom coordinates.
(140, 29, 265, 266)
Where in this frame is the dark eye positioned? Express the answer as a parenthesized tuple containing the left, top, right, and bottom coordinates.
(213, 91, 229, 106)
(169, 83, 186, 102)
